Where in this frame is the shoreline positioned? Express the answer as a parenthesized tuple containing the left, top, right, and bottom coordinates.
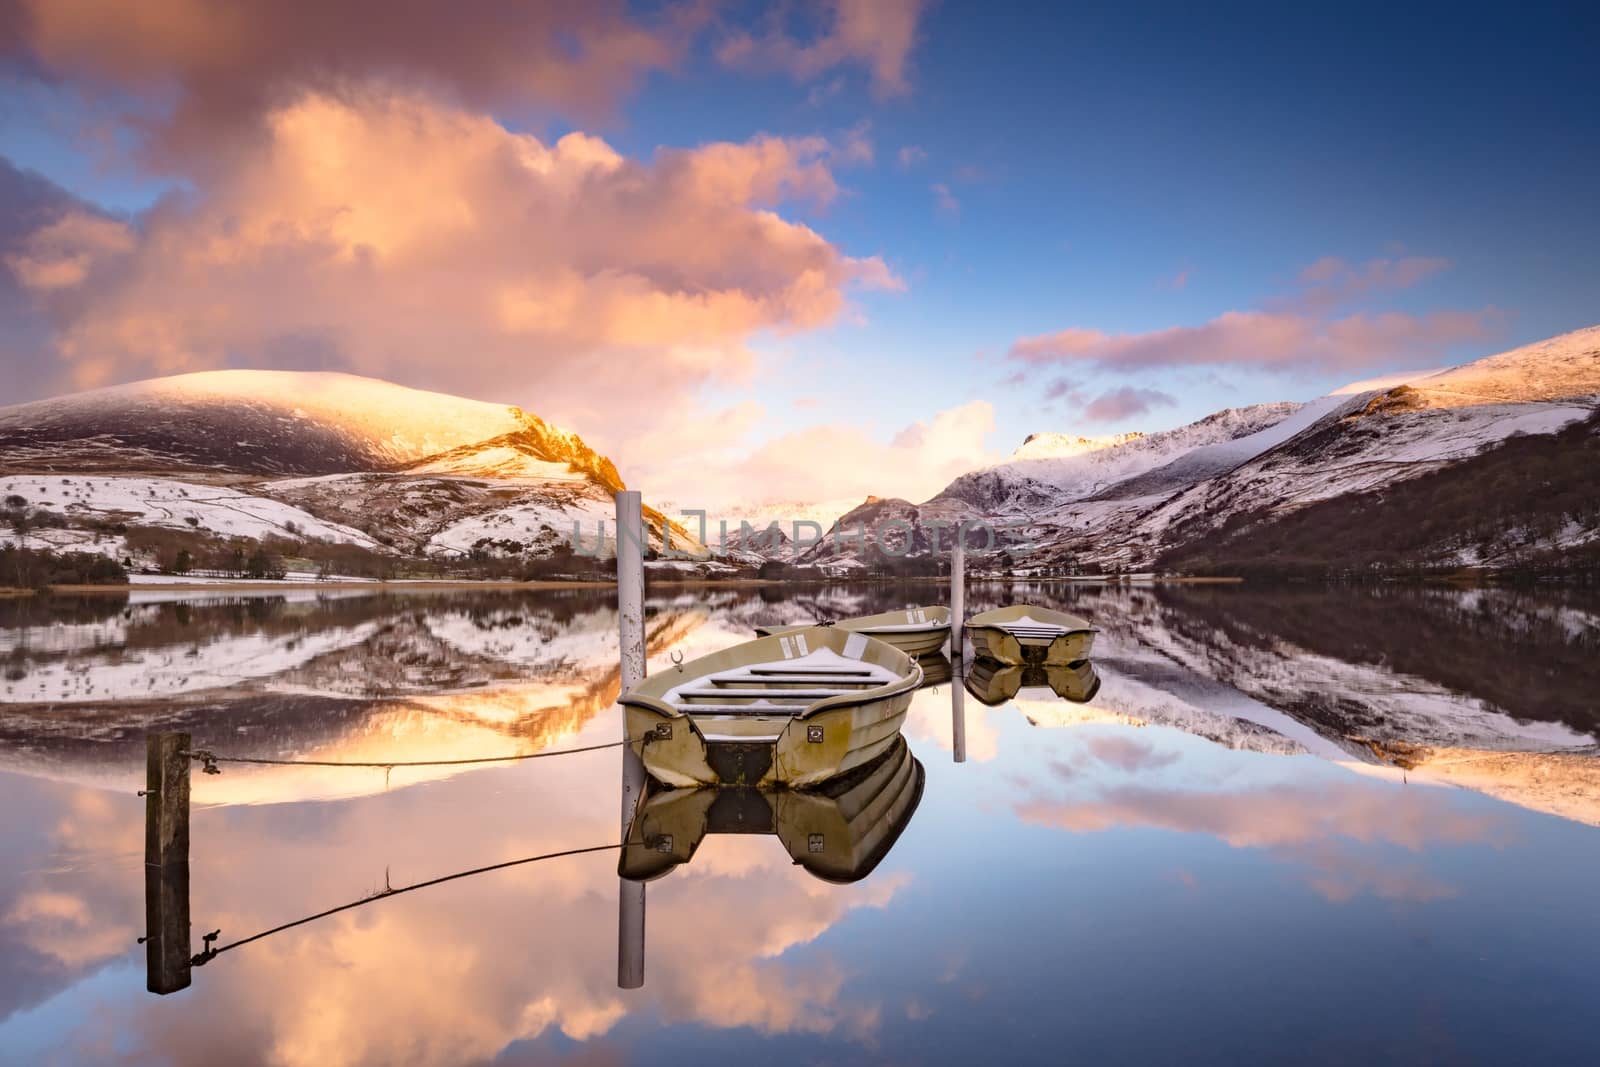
(5, 574, 1241, 596)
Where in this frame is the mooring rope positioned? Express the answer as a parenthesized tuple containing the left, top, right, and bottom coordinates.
(191, 842, 625, 966)
(179, 733, 656, 774)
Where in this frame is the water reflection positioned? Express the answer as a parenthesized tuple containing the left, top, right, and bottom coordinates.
(964, 659, 1101, 706)
(1, 583, 1598, 1064)
(622, 737, 925, 885)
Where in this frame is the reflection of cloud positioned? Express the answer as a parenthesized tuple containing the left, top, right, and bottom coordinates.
(2, 754, 911, 1066)
(1017, 779, 1506, 902)
(904, 685, 1000, 762)
(1078, 735, 1180, 773)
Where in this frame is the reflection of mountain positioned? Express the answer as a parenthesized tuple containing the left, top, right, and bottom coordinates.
(622, 737, 924, 883)
(3, 581, 1596, 822)
(962, 583, 1600, 824)
(0, 593, 704, 802)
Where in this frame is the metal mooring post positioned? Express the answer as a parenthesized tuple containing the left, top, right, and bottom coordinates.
(144, 732, 192, 994)
(951, 666, 968, 764)
(615, 490, 647, 990)
(950, 534, 966, 658)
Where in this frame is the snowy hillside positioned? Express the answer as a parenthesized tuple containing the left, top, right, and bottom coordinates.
(0, 370, 668, 572)
(775, 325, 1600, 576)
(937, 402, 1299, 514)
(0, 369, 621, 485)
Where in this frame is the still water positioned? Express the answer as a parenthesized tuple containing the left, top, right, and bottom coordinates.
(1, 582, 1597, 1065)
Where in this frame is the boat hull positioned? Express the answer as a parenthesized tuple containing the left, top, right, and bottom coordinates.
(625, 686, 915, 789)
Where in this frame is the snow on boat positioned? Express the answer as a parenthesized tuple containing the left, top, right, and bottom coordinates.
(619, 735, 925, 883)
(756, 606, 952, 658)
(964, 605, 1097, 665)
(620, 626, 922, 789)
(964, 659, 1101, 706)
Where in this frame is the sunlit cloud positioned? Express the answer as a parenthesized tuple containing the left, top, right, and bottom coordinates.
(1011, 307, 1501, 375)
(1009, 253, 1500, 376)
(634, 399, 1001, 511)
(716, 0, 929, 97)
(2, 0, 709, 164)
(2, 90, 899, 434)
(1080, 386, 1177, 422)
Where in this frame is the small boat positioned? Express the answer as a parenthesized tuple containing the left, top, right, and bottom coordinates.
(756, 606, 952, 658)
(964, 605, 1096, 665)
(620, 626, 922, 789)
(620, 736, 925, 883)
(964, 659, 1101, 706)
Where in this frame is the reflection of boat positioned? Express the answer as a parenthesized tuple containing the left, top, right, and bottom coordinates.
(620, 737, 925, 882)
(965, 605, 1096, 665)
(620, 626, 922, 788)
(757, 607, 951, 657)
(965, 659, 1101, 706)
(916, 653, 953, 689)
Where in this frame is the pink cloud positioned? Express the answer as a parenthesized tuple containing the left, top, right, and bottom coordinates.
(1010, 307, 1501, 374)
(1008, 251, 1493, 376)
(3, 0, 710, 163)
(631, 400, 1001, 510)
(717, 0, 928, 97)
(5, 90, 901, 431)
(1081, 386, 1177, 422)
(897, 145, 928, 169)
(931, 182, 959, 219)
(1298, 254, 1450, 293)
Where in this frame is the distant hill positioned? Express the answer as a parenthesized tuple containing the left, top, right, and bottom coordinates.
(794, 325, 1600, 578)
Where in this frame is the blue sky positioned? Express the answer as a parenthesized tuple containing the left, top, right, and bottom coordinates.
(1, 1, 1596, 503)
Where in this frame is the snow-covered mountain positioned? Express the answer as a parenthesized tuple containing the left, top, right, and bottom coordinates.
(794, 325, 1600, 576)
(937, 402, 1300, 514)
(0, 370, 698, 570)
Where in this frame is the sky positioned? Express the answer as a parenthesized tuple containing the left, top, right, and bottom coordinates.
(0, 0, 1597, 510)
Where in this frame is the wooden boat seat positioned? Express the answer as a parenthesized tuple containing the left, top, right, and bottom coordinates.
(676, 704, 807, 715)
(677, 688, 865, 698)
(703, 679, 878, 689)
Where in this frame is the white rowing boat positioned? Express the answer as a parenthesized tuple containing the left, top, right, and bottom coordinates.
(756, 606, 952, 658)
(964, 605, 1097, 665)
(620, 626, 922, 788)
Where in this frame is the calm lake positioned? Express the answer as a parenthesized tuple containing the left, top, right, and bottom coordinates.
(1, 582, 1597, 1065)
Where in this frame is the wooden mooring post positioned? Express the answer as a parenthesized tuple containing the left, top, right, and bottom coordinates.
(615, 490, 647, 990)
(144, 732, 192, 994)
